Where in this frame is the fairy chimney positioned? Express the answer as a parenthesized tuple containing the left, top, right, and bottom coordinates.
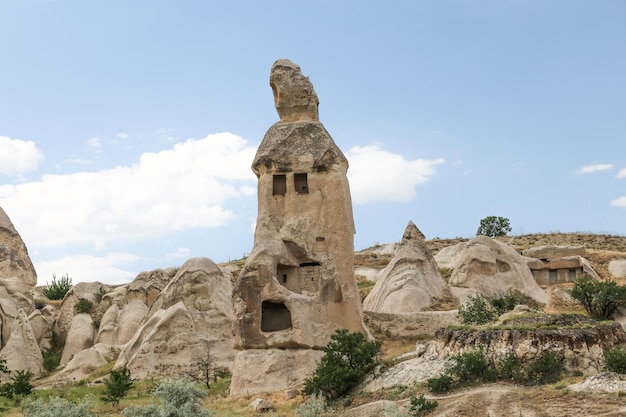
(232, 59, 369, 351)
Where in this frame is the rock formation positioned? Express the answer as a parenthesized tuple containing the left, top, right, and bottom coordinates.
(363, 221, 449, 313)
(0, 207, 37, 287)
(114, 257, 235, 379)
(230, 59, 369, 396)
(0, 309, 43, 376)
(435, 236, 549, 305)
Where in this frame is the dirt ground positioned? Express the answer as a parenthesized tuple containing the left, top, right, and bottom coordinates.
(421, 383, 626, 417)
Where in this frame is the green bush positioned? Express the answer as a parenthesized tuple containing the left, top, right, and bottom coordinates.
(303, 329, 381, 399)
(426, 374, 453, 394)
(570, 277, 626, 320)
(525, 351, 564, 385)
(122, 379, 214, 417)
(23, 395, 97, 417)
(476, 216, 511, 237)
(604, 346, 626, 374)
(458, 294, 495, 325)
(490, 289, 539, 316)
(447, 348, 497, 384)
(43, 351, 61, 373)
(408, 393, 438, 416)
(74, 298, 93, 314)
(102, 367, 134, 406)
(496, 352, 524, 382)
(0, 369, 34, 399)
(42, 273, 73, 300)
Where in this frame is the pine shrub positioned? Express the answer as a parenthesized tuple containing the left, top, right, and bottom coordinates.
(102, 367, 134, 406)
(457, 294, 495, 325)
(42, 273, 73, 300)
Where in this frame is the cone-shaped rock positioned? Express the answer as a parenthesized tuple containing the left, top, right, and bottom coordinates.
(0, 207, 37, 287)
(363, 221, 448, 313)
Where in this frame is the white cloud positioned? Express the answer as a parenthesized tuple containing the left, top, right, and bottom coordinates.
(163, 247, 191, 261)
(611, 197, 626, 207)
(347, 145, 444, 204)
(88, 137, 102, 148)
(0, 132, 257, 249)
(0, 135, 44, 175)
(616, 169, 626, 179)
(36, 252, 140, 285)
(116, 132, 130, 139)
(576, 163, 613, 174)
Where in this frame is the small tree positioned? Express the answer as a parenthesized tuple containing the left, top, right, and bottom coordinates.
(102, 367, 134, 406)
(476, 216, 512, 237)
(185, 342, 217, 389)
(42, 273, 73, 300)
(458, 294, 495, 325)
(303, 329, 380, 399)
(570, 277, 626, 320)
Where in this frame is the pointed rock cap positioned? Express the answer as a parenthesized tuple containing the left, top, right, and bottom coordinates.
(402, 220, 426, 245)
(0, 207, 18, 234)
(270, 59, 319, 122)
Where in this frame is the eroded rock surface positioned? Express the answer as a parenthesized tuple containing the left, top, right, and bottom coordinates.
(0, 207, 37, 287)
(439, 236, 548, 305)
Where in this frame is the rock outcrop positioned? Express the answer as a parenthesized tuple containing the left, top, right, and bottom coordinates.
(0, 207, 37, 287)
(0, 309, 43, 376)
(60, 313, 95, 366)
(436, 236, 548, 305)
(115, 258, 235, 379)
(363, 314, 625, 393)
(231, 59, 369, 396)
(609, 259, 626, 279)
(363, 221, 449, 313)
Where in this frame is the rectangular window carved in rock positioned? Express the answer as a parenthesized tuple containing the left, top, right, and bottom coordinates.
(273, 174, 286, 196)
(261, 301, 292, 332)
(294, 173, 308, 194)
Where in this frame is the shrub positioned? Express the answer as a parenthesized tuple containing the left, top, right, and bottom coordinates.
(408, 393, 438, 416)
(490, 289, 539, 316)
(296, 393, 333, 417)
(23, 395, 97, 417)
(43, 351, 62, 372)
(74, 298, 93, 314)
(525, 351, 564, 385)
(447, 348, 497, 384)
(42, 273, 73, 300)
(122, 379, 214, 417)
(604, 347, 626, 374)
(496, 352, 524, 382)
(303, 329, 381, 399)
(102, 367, 134, 406)
(458, 294, 495, 325)
(426, 374, 453, 394)
(476, 216, 512, 237)
(570, 277, 626, 320)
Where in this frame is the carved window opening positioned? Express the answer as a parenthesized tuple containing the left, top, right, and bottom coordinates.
(273, 174, 286, 196)
(261, 301, 292, 332)
(277, 264, 298, 292)
(294, 173, 309, 194)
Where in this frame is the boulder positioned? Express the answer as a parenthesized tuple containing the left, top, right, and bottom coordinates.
(443, 236, 548, 305)
(363, 221, 450, 313)
(0, 309, 44, 377)
(250, 398, 274, 413)
(570, 372, 626, 393)
(522, 245, 586, 259)
(609, 259, 626, 279)
(60, 313, 95, 366)
(229, 348, 323, 397)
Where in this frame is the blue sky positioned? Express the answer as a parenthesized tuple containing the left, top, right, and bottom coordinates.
(1, 1, 625, 285)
